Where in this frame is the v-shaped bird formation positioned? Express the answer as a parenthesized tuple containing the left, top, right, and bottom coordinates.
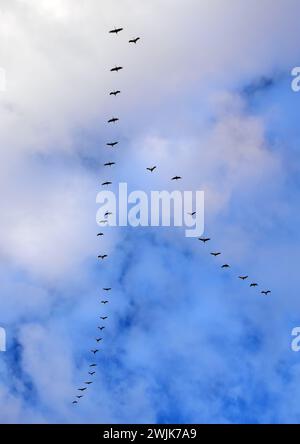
(72, 24, 271, 406)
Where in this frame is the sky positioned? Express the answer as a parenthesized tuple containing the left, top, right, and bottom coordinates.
(0, 0, 300, 424)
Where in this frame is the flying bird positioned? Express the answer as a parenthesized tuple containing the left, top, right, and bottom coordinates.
(99, 220, 109, 224)
(199, 237, 211, 243)
(147, 166, 157, 173)
(171, 176, 182, 181)
(98, 326, 105, 331)
(100, 316, 108, 320)
(105, 211, 112, 217)
(211, 252, 221, 257)
(239, 276, 249, 281)
(72, 401, 78, 404)
(110, 66, 123, 73)
(129, 37, 140, 44)
(78, 388, 87, 392)
(250, 283, 258, 287)
(188, 212, 196, 216)
(89, 372, 96, 376)
(108, 117, 119, 123)
(98, 255, 108, 260)
(76, 396, 83, 399)
(97, 232, 104, 237)
(101, 301, 109, 304)
(222, 264, 230, 268)
(109, 27, 123, 34)
(109, 90, 121, 96)
(96, 338, 103, 343)
(85, 382, 93, 385)
(261, 290, 271, 295)
(106, 142, 118, 148)
(89, 364, 97, 367)
(103, 288, 112, 291)
(104, 162, 116, 167)
(91, 349, 99, 355)
(102, 182, 112, 187)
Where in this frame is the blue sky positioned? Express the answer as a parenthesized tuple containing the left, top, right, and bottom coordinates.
(0, 0, 300, 424)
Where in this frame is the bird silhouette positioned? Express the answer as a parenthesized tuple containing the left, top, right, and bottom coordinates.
(101, 300, 109, 304)
(103, 288, 112, 291)
(89, 371, 96, 376)
(76, 395, 83, 399)
(106, 142, 118, 147)
(110, 66, 123, 73)
(109, 27, 123, 34)
(85, 382, 93, 385)
(105, 211, 112, 217)
(129, 37, 140, 44)
(147, 166, 157, 172)
(91, 349, 99, 355)
(239, 276, 248, 281)
(199, 237, 211, 243)
(98, 255, 108, 260)
(211, 252, 221, 257)
(222, 264, 230, 269)
(100, 316, 108, 320)
(171, 176, 182, 181)
(78, 388, 87, 392)
(261, 290, 271, 295)
(109, 90, 121, 96)
(108, 117, 119, 123)
(250, 283, 258, 287)
(102, 182, 112, 186)
(72, 401, 78, 404)
(104, 162, 116, 167)
(97, 232, 104, 237)
(96, 338, 103, 343)
(89, 364, 97, 367)
(99, 220, 109, 224)
(98, 326, 105, 331)
(188, 212, 196, 216)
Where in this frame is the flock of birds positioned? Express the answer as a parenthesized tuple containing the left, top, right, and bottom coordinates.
(72, 26, 271, 405)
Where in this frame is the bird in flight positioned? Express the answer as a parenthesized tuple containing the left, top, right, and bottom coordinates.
(239, 276, 248, 281)
(109, 90, 121, 96)
(97, 232, 104, 237)
(261, 290, 271, 295)
(211, 252, 221, 257)
(104, 162, 116, 167)
(96, 338, 103, 343)
(89, 371, 96, 376)
(102, 182, 112, 187)
(110, 66, 123, 73)
(105, 211, 112, 217)
(199, 237, 211, 243)
(108, 117, 119, 123)
(222, 264, 230, 269)
(98, 326, 105, 331)
(100, 316, 108, 320)
(171, 176, 182, 181)
(101, 300, 109, 304)
(85, 382, 93, 385)
(89, 364, 97, 367)
(91, 349, 99, 355)
(147, 166, 157, 173)
(129, 37, 140, 44)
(106, 142, 118, 148)
(99, 220, 109, 224)
(72, 401, 78, 404)
(98, 254, 108, 260)
(76, 395, 83, 399)
(188, 212, 196, 216)
(103, 288, 112, 291)
(78, 388, 87, 392)
(250, 283, 258, 287)
(109, 27, 123, 35)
